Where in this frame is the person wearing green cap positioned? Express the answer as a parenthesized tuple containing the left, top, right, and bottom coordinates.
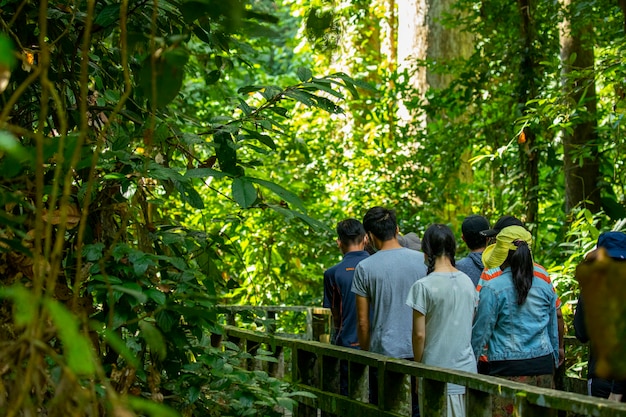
(471, 225, 559, 417)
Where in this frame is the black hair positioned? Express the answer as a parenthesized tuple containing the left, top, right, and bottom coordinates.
(508, 241, 534, 305)
(362, 207, 397, 241)
(463, 215, 490, 250)
(336, 218, 366, 246)
(422, 224, 456, 275)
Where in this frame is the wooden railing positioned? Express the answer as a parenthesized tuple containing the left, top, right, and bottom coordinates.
(220, 312, 626, 417)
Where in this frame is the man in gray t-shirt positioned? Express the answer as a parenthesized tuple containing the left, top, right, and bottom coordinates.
(351, 207, 428, 359)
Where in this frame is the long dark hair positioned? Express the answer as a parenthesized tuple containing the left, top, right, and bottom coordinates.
(508, 240, 534, 304)
(422, 224, 456, 274)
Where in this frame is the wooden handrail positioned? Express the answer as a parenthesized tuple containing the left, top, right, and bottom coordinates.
(224, 325, 626, 417)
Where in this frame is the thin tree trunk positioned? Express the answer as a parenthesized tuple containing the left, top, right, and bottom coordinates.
(559, 0, 601, 213)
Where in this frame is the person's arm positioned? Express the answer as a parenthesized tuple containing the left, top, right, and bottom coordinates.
(557, 306, 565, 367)
(573, 296, 589, 343)
(471, 287, 496, 361)
(412, 310, 426, 362)
(356, 295, 370, 351)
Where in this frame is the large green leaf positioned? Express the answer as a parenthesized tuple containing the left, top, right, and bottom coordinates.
(232, 177, 257, 209)
(137, 48, 189, 108)
(247, 177, 304, 210)
(0, 34, 17, 68)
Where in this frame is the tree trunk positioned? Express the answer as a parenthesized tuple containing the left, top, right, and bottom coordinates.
(559, 0, 601, 214)
(517, 0, 540, 224)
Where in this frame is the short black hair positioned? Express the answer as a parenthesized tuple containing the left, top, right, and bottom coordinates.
(363, 207, 397, 241)
(337, 219, 366, 246)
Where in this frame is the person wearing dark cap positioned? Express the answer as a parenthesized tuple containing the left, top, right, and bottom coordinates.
(574, 231, 626, 401)
(472, 226, 559, 416)
(456, 215, 490, 287)
(478, 215, 565, 369)
(479, 215, 524, 241)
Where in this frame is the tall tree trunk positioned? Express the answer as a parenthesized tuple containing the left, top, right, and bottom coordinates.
(396, 0, 473, 222)
(559, 0, 601, 214)
(517, 0, 540, 224)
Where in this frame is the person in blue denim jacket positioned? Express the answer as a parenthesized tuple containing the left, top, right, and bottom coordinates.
(471, 226, 559, 415)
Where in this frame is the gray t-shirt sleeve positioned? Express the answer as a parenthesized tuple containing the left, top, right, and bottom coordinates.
(351, 263, 369, 298)
(406, 280, 428, 315)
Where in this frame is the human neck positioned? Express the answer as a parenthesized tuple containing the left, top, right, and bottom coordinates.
(342, 244, 365, 254)
(376, 237, 402, 251)
(433, 256, 456, 272)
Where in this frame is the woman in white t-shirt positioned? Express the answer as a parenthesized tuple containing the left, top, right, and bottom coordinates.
(406, 224, 478, 417)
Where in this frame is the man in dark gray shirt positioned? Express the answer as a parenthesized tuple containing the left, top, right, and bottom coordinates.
(455, 215, 489, 287)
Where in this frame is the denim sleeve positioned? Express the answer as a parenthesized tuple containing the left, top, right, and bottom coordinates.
(573, 296, 589, 343)
(471, 286, 497, 360)
(549, 290, 559, 367)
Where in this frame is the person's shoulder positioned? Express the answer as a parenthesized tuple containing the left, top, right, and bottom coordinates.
(533, 262, 552, 283)
(324, 262, 341, 277)
(456, 256, 471, 267)
(476, 267, 506, 289)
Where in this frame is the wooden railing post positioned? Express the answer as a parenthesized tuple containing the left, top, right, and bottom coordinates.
(379, 362, 412, 415)
(516, 395, 556, 417)
(466, 387, 491, 417)
(349, 361, 369, 402)
(421, 377, 446, 417)
(293, 346, 319, 417)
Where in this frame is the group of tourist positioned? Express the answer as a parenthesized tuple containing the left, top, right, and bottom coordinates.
(322, 206, 626, 417)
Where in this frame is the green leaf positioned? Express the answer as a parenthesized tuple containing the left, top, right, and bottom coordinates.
(173, 180, 205, 209)
(83, 243, 105, 262)
(0, 285, 37, 328)
(184, 168, 228, 179)
(313, 95, 343, 114)
(146, 288, 167, 305)
(241, 129, 276, 150)
(247, 177, 304, 210)
(0, 131, 30, 161)
(111, 284, 148, 304)
(139, 320, 167, 361)
(127, 396, 180, 417)
(286, 390, 317, 399)
(232, 177, 257, 209)
(137, 48, 189, 108)
(284, 89, 315, 106)
(94, 4, 120, 27)
(206, 70, 221, 85)
(155, 310, 176, 333)
(238, 85, 264, 94)
(93, 323, 141, 368)
(45, 299, 96, 376)
(302, 81, 343, 99)
(0, 34, 17, 68)
(268, 204, 330, 232)
(297, 67, 312, 82)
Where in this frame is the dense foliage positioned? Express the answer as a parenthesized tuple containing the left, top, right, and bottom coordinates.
(0, 0, 625, 414)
